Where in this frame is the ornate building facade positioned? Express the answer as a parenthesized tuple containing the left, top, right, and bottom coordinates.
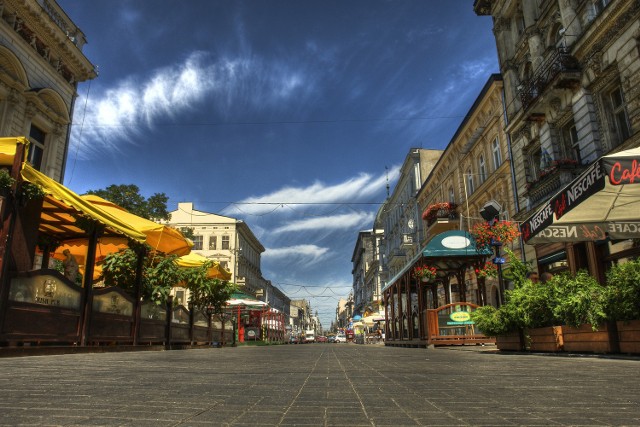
(416, 74, 517, 307)
(166, 202, 266, 303)
(0, 0, 96, 181)
(475, 0, 640, 277)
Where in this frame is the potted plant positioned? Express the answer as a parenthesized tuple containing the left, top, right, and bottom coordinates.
(471, 220, 520, 250)
(474, 261, 498, 279)
(0, 168, 16, 197)
(604, 259, 640, 354)
(412, 265, 437, 283)
(422, 202, 457, 225)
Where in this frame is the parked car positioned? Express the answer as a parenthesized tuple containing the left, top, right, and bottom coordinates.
(334, 332, 347, 343)
(327, 335, 336, 343)
(316, 335, 328, 343)
(289, 335, 299, 344)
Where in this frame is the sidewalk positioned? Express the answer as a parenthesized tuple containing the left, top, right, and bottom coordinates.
(0, 344, 638, 426)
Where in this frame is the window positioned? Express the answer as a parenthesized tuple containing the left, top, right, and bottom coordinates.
(466, 168, 475, 195)
(492, 137, 502, 170)
(560, 121, 580, 163)
(28, 124, 46, 170)
(448, 187, 455, 204)
(209, 235, 217, 250)
(478, 154, 487, 184)
(528, 147, 543, 181)
(222, 235, 230, 250)
(175, 290, 185, 306)
(605, 85, 631, 148)
(220, 261, 228, 270)
(192, 235, 203, 250)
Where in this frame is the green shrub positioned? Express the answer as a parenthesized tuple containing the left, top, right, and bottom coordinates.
(506, 279, 559, 329)
(552, 271, 606, 328)
(471, 305, 515, 336)
(604, 259, 640, 321)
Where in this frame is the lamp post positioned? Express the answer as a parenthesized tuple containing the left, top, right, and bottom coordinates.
(206, 304, 214, 347)
(480, 201, 506, 306)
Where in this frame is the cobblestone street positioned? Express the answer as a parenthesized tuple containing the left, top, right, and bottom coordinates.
(0, 344, 638, 426)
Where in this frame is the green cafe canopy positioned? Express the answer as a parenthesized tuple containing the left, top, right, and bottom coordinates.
(421, 230, 492, 277)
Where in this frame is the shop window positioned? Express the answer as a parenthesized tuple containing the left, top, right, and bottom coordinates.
(221, 235, 230, 250)
(28, 124, 46, 170)
(492, 137, 502, 170)
(192, 235, 203, 250)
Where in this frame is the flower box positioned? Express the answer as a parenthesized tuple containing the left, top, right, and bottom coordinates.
(561, 323, 614, 353)
(495, 330, 523, 351)
(526, 326, 563, 352)
(616, 319, 640, 355)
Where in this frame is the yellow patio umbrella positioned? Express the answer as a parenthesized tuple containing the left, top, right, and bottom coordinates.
(176, 252, 231, 281)
(81, 194, 192, 256)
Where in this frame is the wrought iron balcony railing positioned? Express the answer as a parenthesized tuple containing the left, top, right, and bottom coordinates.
(518, 47, 580, 112)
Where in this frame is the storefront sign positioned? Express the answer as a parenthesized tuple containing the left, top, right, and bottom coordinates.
(604, 158, 640, 185)
(9, 274, 81, 310)
(552, 161, 605, 220)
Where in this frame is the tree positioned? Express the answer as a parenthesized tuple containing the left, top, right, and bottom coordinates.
(86, 184, 170, 220)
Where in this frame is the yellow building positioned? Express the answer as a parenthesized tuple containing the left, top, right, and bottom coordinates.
(416, 74, 519, 307)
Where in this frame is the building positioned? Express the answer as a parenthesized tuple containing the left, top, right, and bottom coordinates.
(416, 74, 518, 307)
(378, 149, 443, 284)
(166, 202, 266, 304)
(0, 0, 96, 181)
(474, 0, 640, 278)
(350, 229, 384, 319)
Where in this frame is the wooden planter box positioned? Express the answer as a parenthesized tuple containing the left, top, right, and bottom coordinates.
(617, 319, 640, 355)
(495, 330, 523, 351)
(561, 323, 613, 353)
(527, 326, 563, 352)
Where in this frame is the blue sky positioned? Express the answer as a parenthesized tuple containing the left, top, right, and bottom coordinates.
(58, 1, 498, 328)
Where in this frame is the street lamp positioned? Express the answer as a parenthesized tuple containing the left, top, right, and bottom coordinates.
(480, 200, 506, 306)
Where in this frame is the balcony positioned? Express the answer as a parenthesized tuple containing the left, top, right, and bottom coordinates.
(422, 202, 460, 237)
(518, 48, 581, 115)
(525, 161, 584, 208)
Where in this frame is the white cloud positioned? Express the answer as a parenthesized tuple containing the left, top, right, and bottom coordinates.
(263, 245, 330, 262)
(71, 51, 314, 157)
(273, 212, 375, 234)
(222, 167, 399, 217)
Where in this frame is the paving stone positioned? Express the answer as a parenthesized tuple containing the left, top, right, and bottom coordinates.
(0, 344, 638, 426)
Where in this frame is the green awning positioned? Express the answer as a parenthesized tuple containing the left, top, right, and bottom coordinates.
(422, 230, 491, 258)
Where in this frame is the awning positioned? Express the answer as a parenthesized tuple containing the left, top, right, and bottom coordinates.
(421, 230, 491, 276)
(521, 147, 640, 244)
(82, 195, 192, 256)
(0, 136, 28, 166)
(21, 163, 146, 243)
(226, 290, 268, 308)
(176, 252, 231, 281)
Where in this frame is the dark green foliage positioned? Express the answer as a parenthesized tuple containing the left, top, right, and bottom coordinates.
(604, 259, 640, 321)
(102, 249, 236, 313)
(86, 184, 170, 220)
(550, 271, 606, 329)
(471, 305, 516, 336)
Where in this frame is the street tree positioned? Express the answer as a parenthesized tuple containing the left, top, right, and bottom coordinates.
(86, 184, 170, 220)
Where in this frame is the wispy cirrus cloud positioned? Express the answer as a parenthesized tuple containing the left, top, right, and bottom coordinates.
(263, 244, 330, 262)
(71, 51, 315, 157)
(222, 166, 399, 217)
(272, 212, 375, 234)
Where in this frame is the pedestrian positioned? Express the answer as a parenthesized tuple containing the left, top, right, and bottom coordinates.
(526, 271, 539, 283)
(62, 249, 79, 283)
(540, 272, 553, 283)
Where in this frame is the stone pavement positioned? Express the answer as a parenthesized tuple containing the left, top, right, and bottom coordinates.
(0, 343, 638, 426)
